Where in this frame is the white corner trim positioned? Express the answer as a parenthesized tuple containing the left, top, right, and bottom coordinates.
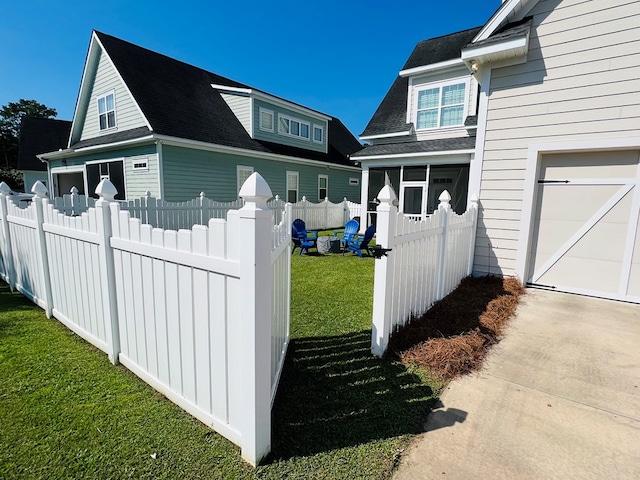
(515, 136, 640, 281)
(467, 67, 491, 206)
(399, 58, 465, 77)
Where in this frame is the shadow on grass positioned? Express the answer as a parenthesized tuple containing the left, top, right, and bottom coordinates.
(0, 281, 36, 314)
(269, 330, 437, 460)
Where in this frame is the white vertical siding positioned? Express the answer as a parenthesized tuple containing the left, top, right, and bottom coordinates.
(80, 49, 147, 141)
(475, 0, 640, 276)
(221, 93, 251, 134)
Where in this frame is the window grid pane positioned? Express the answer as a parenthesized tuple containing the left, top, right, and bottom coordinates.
(441, 84, 465, 106)
(440, 105, 464, 126)
(417, 110, 438, 129)
(418, 88, 439, 109)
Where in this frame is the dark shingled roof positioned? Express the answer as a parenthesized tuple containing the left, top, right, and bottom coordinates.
(402, 26, 483, 70)
(18, 117, 72, 171)
(360, 26, 482, 138)
(87, 31, 362, 166)
(351, 137, 476, 158)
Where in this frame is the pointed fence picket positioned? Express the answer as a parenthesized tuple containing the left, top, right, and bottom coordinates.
(371, 187, 479, 357)
(0, 174, 291, 466)
(52, 188, 356, 231)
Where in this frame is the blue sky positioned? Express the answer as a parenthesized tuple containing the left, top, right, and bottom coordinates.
(1, 0, 500, 138)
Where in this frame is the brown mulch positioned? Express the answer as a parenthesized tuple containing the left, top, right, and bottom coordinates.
(388, 275, 525, 381)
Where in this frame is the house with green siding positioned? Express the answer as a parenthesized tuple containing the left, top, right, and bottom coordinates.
(39, 31, 363, 203)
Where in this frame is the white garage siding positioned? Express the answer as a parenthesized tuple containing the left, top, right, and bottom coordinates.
(475, 0, 640, 276)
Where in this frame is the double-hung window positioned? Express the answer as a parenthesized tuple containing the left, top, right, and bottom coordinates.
(416, 81, 466, 129)
(318, 175, 328, 201)
(98, 91, 116, 130)
(287, 171, 299, 203)
(313, 125, 324, 143)
(237, 165, 254, 194)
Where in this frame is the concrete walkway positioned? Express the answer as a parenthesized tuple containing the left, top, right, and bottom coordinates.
(393, 289, 640, 480)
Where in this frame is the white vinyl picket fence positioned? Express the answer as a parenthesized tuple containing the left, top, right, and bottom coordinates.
(0, 174, 290, 466)
(55, 188, 358, 231)
(371, 186, 479, 357)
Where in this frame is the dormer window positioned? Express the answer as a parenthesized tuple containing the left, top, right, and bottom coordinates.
(415, 81, 466, 130)
(98, 91, 116, 130)
(278, 114, 310, 140)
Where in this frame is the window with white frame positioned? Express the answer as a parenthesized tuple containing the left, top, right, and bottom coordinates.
(318, 174, 328, 201)
(97, 91, 116, 130)
(287, 171, 299, 203)
(259, 108, 274, 132)
(313, 125, 324, 143)
(415, 81, 466, 130)
(237, 165, 254, 193)
(278, 114, 310, 140)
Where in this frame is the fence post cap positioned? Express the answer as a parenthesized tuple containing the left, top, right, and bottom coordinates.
(376, 185, 397, 205)
(145, 190, 151, 198)
(302, 196, 307, 202)
(200, 191, 206, 198)
(31, 180, 48, 197)
(0, 182, 11, 195)
(70, 186, 79, 194)
(438, 190, 451, 210)
(95, 178, 118, 201)
(239, 172, 272, 210)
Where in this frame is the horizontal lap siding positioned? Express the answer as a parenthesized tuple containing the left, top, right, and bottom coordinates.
(162, 145, 360, 203)
(80, 49, 147, 141)
(124, 154, 159, 198)
(475, 0, 640, 276)
(221, 94, 251, 134)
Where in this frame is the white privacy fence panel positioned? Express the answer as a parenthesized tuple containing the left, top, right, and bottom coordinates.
(371, 187, 478, 357)
(289, 197, 354, 230)
(42, 201, 109, 354)
(0, 174, 291, 467)
(3, 201, 46, 307)
(110, 206, 245, 445)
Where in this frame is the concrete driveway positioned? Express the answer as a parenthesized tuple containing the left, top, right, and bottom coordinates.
(393, 288, 640, 480)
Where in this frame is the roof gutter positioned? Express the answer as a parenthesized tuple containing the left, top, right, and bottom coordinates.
(399, 58, 466, 77)
(38, 134, 155, 161)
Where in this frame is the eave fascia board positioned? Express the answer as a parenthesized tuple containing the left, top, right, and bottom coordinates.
(210, 84, 332, 122)
(68, 32, 100, 148)
(360, 130, 413, 141)
(352, 148, 474, 162)
(154, 134, 361, 172)
(461, 33, 529, 66)
(473, 0, 538, 42)
(399, 58, 465, 78)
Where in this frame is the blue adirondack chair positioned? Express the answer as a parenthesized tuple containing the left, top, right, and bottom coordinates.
(333, 219, 359, 253)
(291, 219, 318, 255)
(346, 225, 375, 258)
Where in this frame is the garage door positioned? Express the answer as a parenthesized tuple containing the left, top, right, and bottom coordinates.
(528, 150, 640, 302)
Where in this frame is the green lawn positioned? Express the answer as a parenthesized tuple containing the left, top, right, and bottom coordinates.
(0, 245, 439, 479)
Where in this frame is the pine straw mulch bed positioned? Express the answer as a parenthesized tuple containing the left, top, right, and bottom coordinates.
(388, 275, 525, 381)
